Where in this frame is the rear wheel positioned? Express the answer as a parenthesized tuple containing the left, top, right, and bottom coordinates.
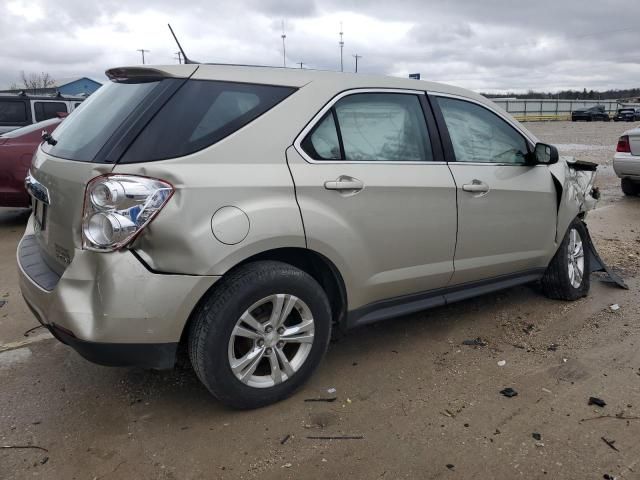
(621, 178, 639, 196)
(541, 219, 590, 301)
(189, 261, 332, 409)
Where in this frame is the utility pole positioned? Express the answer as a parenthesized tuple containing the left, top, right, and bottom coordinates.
(281, 20, 287, 68)
(353, 54, 362, 73)
(174, 51, 183, 64)
(137, 49, 150, 64)
(297, 62, 305, 69)
(339, 22, 344, 72)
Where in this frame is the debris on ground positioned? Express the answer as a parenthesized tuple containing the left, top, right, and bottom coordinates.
(327, 387, 336, 394)
(499, 387, 518, 398)
(446, 464, 455, 470)
(497, 360, 506, 367)
(304, 397, 337, 403)
(601, 437, 620, 452)
(581, 414, 640, 422)
(23, 325, 45, 337)
(589, 397, 607, 408)
(0, 300, 6, 308)
(541, 388, 552, 394)
(532, 433, 542, 441)
(282, 463, 292, 468)
(610, 304, 620, 311)
(603, 474, 617, 480)
(462, 338, 487, 347)
(547, 344, 558, 351)
(306, 435, 364, 440)
(1, 445, 48, 452)
(535, 442, 545, 448)
(280, 434, 291, 445)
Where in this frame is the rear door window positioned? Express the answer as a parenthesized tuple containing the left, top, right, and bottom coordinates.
(301, 92, 433, 162)
(0, 100, 28, 124)
(120, 80, 295, 163)
(34, 102, 68, 122)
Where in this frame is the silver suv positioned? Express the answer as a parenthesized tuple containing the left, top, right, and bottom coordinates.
(18, 65, 599, 408)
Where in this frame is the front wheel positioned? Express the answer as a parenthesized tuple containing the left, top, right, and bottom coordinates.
(541, 220, 591, 300)
(189, 261, 332, 409)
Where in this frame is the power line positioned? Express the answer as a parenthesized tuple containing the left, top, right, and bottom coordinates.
(297, 62, 305, 69)
(353, 54, 362, 73)
(137, 49, 150, 64)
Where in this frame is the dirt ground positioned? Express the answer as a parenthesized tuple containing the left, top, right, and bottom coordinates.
(1, 121, 640, 479)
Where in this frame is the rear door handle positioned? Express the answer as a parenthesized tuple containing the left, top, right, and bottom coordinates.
(462, 180, 490, 193)
(324, 176, 364, 191)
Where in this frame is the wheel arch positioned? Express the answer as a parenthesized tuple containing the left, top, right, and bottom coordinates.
(178, 247, 349, 350)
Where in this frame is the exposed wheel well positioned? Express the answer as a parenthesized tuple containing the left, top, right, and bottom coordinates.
(178, 248, 348, 358)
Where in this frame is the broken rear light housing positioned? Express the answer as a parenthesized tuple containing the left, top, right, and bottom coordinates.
(82, 174, 174, 252)
(616, 135, 631, 153)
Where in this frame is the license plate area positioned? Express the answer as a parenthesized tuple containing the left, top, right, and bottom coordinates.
(33, 198, 47, 232)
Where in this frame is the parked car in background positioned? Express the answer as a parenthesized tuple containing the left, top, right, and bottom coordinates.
(613, 108, 638, 122)
(0, 93, 83, 135)
(0, 117, 63, 207)
(571, 105, 610, 122)
(613, 128, 640, 195)
(19, 65, 600, 409)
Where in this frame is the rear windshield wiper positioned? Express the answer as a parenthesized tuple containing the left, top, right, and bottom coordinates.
(42, 131, 57, 146)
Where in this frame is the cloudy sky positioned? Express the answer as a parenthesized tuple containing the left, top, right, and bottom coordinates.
(1, 0, 639, 93)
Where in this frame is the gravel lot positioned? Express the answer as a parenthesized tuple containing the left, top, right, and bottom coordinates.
(1, 121, 640, 479)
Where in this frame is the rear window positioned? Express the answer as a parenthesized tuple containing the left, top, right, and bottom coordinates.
(0, 100, 28, 124)
(34, 102, 68, 122)
(1, 118, 59, 138)
(120, 80, 294, 163)
(43, 81, 160, 161)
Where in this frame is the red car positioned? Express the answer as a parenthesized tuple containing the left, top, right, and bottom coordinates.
(0, 117, 63, 208)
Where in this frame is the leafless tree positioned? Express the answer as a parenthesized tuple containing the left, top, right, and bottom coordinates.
(10, 71, 56, 94)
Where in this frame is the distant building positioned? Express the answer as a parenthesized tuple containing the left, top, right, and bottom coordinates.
(0, 77, 102, 96)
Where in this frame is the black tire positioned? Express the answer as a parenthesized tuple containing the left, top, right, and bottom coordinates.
(621, 178, 639, 196)
(541, 219, 591, 301)
(188, 260, 332, 409)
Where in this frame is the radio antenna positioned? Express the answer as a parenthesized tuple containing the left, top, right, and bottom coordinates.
(168, 24, 199, 64)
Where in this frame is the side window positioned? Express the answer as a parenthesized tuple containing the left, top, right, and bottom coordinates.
(34, 102, 68, 122)
(335, 93, 432, 162)
(300, 112, 341, 160)
(0, 100, 28, 124)
(437, 97, 529, 164)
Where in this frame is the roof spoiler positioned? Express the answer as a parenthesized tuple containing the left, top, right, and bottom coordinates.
(105, 67, 175, 83)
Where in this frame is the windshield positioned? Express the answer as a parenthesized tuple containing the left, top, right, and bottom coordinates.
(1, 117, 59, 138)
(42, 81, 160, 162)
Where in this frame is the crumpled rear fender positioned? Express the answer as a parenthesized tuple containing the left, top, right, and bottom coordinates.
(548, 156, 598, 243)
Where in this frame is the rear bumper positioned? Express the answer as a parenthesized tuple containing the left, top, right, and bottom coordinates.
(18, 217, 219, 368)
(613, 153, 640, 179)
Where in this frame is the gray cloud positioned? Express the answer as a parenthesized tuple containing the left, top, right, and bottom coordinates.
(0, 0, 639, 93)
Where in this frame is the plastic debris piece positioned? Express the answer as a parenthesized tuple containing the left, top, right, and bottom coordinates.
(280, 434, 291, 445)
(547, 344, 558, 351)
(304, 397, 337, 403)
(610, 304, 620, 311)
(589, 397, 607, 408)
(500, 388, 518, 398)
(532, 433, 542, 441)
(306, 435, 364, 440)
(327, 388, 336, 394)
(535, 442, 545, 448)
(542, 388, 552, 394)
(446, 464, 455, 470)
(497, 360, 506, 367)
(282, 463, 292, 468)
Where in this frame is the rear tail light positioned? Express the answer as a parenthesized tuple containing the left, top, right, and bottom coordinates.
(82, 174, 174, 251)
(617, 135, 631, 153)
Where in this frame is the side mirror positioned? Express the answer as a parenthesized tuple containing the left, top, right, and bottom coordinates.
(533, 142, 559, 165)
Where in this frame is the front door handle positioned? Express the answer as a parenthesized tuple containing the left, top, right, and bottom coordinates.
(324, 176, 364, 191)
(462, 180, 490, 193)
